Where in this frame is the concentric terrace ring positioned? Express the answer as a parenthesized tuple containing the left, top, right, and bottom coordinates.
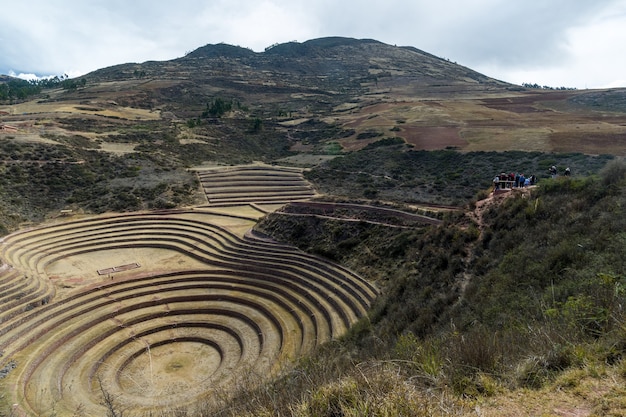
(0, 209, 376, 415)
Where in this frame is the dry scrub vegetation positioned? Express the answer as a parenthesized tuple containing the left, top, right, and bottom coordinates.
(234, 160, 626, 417)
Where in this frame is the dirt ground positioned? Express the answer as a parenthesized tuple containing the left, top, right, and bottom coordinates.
(42, 208, 264, 298)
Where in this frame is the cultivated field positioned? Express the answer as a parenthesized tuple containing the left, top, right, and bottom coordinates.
(0, 165, 377, 416)
(333, 91, 626, 155)
(195, 164, 318, 206)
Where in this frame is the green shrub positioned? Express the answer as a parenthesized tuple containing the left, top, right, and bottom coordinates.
(394, 333, 443, 382)
(514, 345, 573, 389)
(362, 137, 405, 149)
(600, 158, 626, 187)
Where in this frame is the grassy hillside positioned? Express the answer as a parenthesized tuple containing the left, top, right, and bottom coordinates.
(0, 138, 201, 233)
(227, 160, 626, 416)
(306, 146, 613, 205)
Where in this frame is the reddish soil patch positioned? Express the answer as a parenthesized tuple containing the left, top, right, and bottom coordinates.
(483, 104, 549, 114)
(481, 91, 571, 108)
(481, 96, 548, 114)
(337, 101, 468, 151)
(550, 131, 626, 155)
(342, 114, 382, 130)
(401, 126, 466, 150)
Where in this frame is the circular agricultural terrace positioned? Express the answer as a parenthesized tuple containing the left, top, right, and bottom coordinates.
(0, 165, 378, 416)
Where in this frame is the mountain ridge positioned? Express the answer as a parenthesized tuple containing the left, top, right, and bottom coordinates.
(86, 36, 509, 90)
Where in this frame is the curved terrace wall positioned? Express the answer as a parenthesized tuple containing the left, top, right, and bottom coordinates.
(0, 203, 376, 416)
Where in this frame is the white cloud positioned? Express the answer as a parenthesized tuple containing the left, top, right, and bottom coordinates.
(562, 5, 626, 88)
(8, 71, 58, 82)
(467, 1, 626, 89)
(185, 0, 316, 51)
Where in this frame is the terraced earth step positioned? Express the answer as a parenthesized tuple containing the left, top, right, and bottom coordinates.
(196, 164, 317, 206)
(0, 207, 377, 417)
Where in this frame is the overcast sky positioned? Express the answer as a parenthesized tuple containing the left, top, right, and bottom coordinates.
(1, 0, 625, 89)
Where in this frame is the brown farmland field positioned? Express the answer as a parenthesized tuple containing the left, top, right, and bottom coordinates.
(332, 91, 626, 155)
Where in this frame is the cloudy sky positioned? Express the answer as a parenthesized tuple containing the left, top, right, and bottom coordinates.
(1, 0, 625, 89)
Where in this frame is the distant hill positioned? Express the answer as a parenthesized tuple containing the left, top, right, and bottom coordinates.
(187, 37, 507, 85)
(75, 36, 518, 133)
(1, 36, 626, 228)
(89, 37, 510, 99)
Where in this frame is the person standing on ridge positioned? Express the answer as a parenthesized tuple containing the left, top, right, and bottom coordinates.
(549, 166, 557, 178)
(493, 175, 500, 191)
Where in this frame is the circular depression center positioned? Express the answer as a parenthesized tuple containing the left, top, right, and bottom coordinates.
(119, 339, 223, 396)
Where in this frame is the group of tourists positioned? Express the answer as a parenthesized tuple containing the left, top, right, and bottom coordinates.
(494, 166, 572, 191)
(493, 172, 537, 190)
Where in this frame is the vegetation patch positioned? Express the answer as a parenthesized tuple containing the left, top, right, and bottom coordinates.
(240, 161, 626, 416)
(306, 148, 612, 206)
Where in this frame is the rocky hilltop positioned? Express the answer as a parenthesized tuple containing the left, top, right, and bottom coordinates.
(83, 37, 511, 117)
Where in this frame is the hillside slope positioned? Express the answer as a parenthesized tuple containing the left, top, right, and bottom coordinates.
(1, 37, 625, 231)
(235, 162, 626, 416)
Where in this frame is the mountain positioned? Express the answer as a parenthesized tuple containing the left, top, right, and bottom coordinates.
(0, 75, 17, 83)
(82, 37, 511, 118)
(93, 36, 509, 88)
(181, 36, 506, 89)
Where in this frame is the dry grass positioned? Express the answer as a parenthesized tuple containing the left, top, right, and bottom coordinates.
(474, 363, 626, 417)
(214, 351, 626, 417)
